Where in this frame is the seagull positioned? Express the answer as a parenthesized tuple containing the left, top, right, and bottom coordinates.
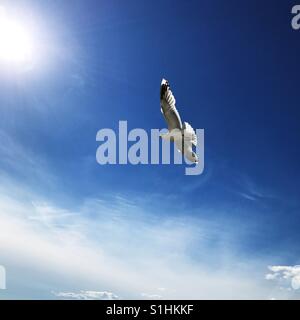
(160, 78, 198, 163)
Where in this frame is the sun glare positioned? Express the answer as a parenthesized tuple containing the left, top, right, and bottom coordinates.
(0, 7, 34, 64)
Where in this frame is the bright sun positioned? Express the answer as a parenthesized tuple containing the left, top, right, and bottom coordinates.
(0, 7, 34, 64)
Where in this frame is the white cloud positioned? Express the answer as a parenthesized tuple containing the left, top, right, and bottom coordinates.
(266, 266, 300, 290)
(141, 293, 162, 300)
(265, 273, 278, 280)
(53, 290, 119, 300)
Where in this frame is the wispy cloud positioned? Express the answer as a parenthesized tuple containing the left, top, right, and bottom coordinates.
(0, 184, 279, 299)
(0, 130, 57, 190)
(53, 290, 119, 300)
(225, 171, 273, 202)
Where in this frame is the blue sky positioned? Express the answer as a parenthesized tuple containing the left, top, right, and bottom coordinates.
(0, 0, 300, 299)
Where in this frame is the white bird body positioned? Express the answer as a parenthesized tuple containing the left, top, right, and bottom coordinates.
(160, 78, 198, 163)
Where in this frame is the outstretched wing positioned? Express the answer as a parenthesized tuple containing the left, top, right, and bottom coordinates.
(160, 79, 183, 131)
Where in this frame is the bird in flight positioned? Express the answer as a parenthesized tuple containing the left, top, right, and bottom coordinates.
(160, 78, 198, 163)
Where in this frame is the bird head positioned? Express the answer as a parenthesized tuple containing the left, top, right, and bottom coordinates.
(160, 78, 170, 100)
(161, 78, 169, 86)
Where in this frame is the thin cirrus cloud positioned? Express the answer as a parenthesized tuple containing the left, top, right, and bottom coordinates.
(0, 180, 286, 300)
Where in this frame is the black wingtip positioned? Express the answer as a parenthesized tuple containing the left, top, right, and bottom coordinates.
(160, 78, 170, 100)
